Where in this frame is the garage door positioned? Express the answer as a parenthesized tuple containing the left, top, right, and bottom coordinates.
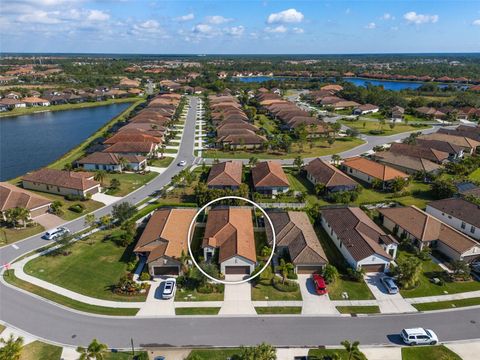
(361, 264, 385, 273)
(296, 266, 323, 274)
(153, 266, 179, 276)
(30, 205, 50, 217)
(225, 266, 250, 275)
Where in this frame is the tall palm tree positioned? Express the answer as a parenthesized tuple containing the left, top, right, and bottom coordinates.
(331, 154, 342, 166)
(94, 170, 107, 187)
(278, 258, 294, 284)
(0, 334, 24, 360)
(16, 207, 30, 228)
(118, 157, 129, 172)
(179, 250, 190, 274)
(248, 156, 258, 168)
(77, 339, 108, 360)
(341, 340, 363, 360)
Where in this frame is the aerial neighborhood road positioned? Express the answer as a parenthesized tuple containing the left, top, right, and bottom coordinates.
(1, 96, 479, 349)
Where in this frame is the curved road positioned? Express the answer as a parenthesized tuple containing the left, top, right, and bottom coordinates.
(1, 97, 479, 349)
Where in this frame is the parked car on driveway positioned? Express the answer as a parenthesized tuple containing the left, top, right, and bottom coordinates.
(162, 278, 176, 299)
(44, 227, 70, 240)
(381, 276, 399, 294)
(401, 328, 438, 346)
(177, 160, 186, 166)
(312, 274, 328, 295)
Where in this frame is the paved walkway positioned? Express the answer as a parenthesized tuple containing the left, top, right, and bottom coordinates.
(364, 273, 417, 313)
(91, 192, 122, 206)
(298, 275, 338, 315)
(276, 348, 309, 360)
(445, 340, 480, 360)
(407, 290, 480, 304)
(0, 325, 36, 347)
(32, 213, 64, 230)
(219, 276, 256, 315)
(360, 346, 402, 360)
(136, 280, 175, 317)
(147, 166, 167, 174)
(60, 347, 79, 360)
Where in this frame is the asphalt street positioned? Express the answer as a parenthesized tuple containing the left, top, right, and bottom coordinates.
(1, 96, 479, 349)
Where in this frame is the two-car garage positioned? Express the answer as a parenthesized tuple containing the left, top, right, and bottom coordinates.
(224, 266, 251, 275)
(151, 265, 180, 276)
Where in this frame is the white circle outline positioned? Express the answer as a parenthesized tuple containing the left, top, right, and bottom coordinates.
(186, 196, 276, 285)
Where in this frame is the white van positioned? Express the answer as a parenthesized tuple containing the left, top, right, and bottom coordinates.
(44, 227, 70, 240)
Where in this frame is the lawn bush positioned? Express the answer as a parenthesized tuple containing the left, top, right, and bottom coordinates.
(369, 129, 385, 135)
(65, 194, 87, 201)
(272, 276, 299, 292)
(68, 203, 85, 213)
(139, 272, 151, 281)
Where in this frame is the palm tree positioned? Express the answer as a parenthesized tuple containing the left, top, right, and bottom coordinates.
(179, 250, 190, 274)
(278, 258, 294, 284)
(248, 156, 258, 168)
(314, 183, 326, 196)
(118, 157, 129, 172)
(76, 339, 108, 360)
(331, 154, 342, 166)
(341, 340, 363, 360)
(94, 170, 107, 187)
(16, 207, 30, 228)
(0, 334, 24, 360)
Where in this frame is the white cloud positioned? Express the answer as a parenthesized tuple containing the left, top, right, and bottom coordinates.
(365, 22, 376, 29)
(267, 8, 304, 24)
(403, 11, 439, 24)
(205, 15, 232, 24)
(175, 13, 194, 22)
(265, 25, 287, 33)
(192, 23, 217, 37)
(292, 27, 304, 34)
(473, 19, 480, 26)
(381, 13, 394, 20)
(18, 10, 61, 24)
(224, 25, 244, 37)
(87, 10, 109, 22)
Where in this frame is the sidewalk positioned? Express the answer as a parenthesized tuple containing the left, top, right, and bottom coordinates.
(219, 276, 256, 315)
(407, 290, 480, 304)
(136, 280, 175, 316)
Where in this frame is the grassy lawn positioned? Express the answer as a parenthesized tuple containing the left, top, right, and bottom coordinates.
(251, 281, 302, 301)
(175, 307, 220, 315)
(202, 137, 365, 159)
(103, 352, 148, 360)
(314, 225, 374, 300)
(308, 348, 367, 360)
(23, 230, 147, 302)
(255, 306, 302, 314)
(186, 349, 241, 360)
(0, 224, 45, 246)
(104, 172, 158, 197)
(401, 345, 462, 360)
(3, 270, 139, 315)
(255, 113, 277, 133)
(175, 288, 224, 302)
(339, 119, 431, 136)
(19, 341, 62, 360)
(149, 157, 174, 168)
(398, 251, 480, 298)
(336, 305, 380, 314)
(413, 297, 480, 311)
(469, 168, 480, 181)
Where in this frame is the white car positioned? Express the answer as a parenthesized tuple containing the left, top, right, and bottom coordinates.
(381, 276, 399, 294)
(44, 227, 70, 240)
(177, 160, 186, 166)
(162, 278, 176, 299)
(401, 328, 438, 346)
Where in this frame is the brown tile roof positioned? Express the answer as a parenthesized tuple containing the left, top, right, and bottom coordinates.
(266, 210, 328, 265)
(379, 205, 479, 254)
(77, 152, 145, 165)
(207, 161, 243, 187)
(22, 169, 99, 191)
(342, 157, 408, 181)
(418, 132, 480, 151)
(22, 96, 49, 104)
(252, 161, 290, 188)
(0, 182, 51, 212)
(321, 84, 343, 92)
(374, 152, 441, 174)
(134, 208, 197, 263)
(321, 207, 395, 262)
(202, 207, 256, 263)
(103, 142, 155, 153)
(217, 131, 266, 145)
(104, 133, 162, 145)
(427, 198, 480, 228)
(415, 139, 463, 156)
(304, 158, 358, 189)
(389, 143, 450, 163)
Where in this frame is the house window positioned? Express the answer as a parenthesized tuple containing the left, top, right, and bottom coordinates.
(349, 168, 353, 173)
(471, 226, 476, 234)
(461, 222, 466, 229)
(340, 241, 343, 248)
(57, 187, 60, 192)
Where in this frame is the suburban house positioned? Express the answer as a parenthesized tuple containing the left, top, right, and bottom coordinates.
(77, 152, 147, 172)
(426, 198, 480, 240)
(202, 207, 257, 275)
(418, 133, 480, 155)
(206, 161, 243, 189)
(341, 157, 409, 189)
(134, 208, 197, 276)
(374, 151, 442, 175)
(266, 210, 328, 274)
(389, 143, 450, 164)
(22, 97, 50, 107)
(0, 182, 52, 219)
(0, 98, 26, 110)
(353, 104, 379, 115)
(252, 161, 290, 195)
(321, 207, 398, 272)
(391, 106, 405, 122)
(103, 141, 157, 157)
(22, 169, 101, 197)
(304, 158, 358, 193)
(379, 206, 480, 262)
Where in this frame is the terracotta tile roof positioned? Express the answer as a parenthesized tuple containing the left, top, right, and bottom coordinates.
(207, 161, 243, 187)
(252, 161, 290, 188)
(22, 96, 49, 104)
(427, 198, 480, 228)
(77, 152, 146, 165)
(321, 207, 395, 262)
(134, 208, 198, 263)
(379, 205, 480, 254)
(202, 207, 256, 263)
(22, 168, 99, 191)
(0, 182, 51, 212)
(103, 142, 155, 153)
(266, 210, 328, 265)
(321, 84, 343, 92)
(304, 158, 358, 189)
(342, 157, 408, 181)
(374, 152, 441, 173)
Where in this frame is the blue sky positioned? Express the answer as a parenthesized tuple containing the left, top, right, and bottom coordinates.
(1, 0, 479, 54)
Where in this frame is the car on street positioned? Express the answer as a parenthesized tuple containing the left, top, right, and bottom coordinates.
(44, 227, 70, 240)
(162, 278, 176, 299)
(178, 160, 186, 166)
(381, 276, 399, 294)
(401, 328, 438, 346)
(312, 274, 328, 295)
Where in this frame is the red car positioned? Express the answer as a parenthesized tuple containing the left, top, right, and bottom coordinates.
(312, 274, 328, 295)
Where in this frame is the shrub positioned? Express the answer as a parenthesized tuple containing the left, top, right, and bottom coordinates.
(139, 272, 151, 281)
(65, 194, 86, 201)
(68, 203, 85, 213)
(287, 271, 298, 280)
(346, 267, 364, 282)
(272, 276, 298, 292)
(126, 261, 136, 272)
(323, 264, 339, 284)
(369, 129, 385, 135)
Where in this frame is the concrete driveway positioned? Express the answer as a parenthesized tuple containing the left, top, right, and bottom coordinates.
(219, 275, 255, 315)
(32, 213, 64, 230)
(364, 273, 417, 314)
(297, 275, 338, 315)
(136, 279, 175, 316)
(91, 192, 122, 206)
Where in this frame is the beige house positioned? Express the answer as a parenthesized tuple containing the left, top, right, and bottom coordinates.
(0, 182, 52, 218)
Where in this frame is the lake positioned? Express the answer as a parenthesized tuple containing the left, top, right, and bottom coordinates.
(0, 102, 132, 181)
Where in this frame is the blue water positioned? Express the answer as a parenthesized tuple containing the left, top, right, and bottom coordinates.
(0, 103, 131, 180)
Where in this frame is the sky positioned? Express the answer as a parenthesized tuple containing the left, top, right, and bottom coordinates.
(1, 0, 479, 54)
